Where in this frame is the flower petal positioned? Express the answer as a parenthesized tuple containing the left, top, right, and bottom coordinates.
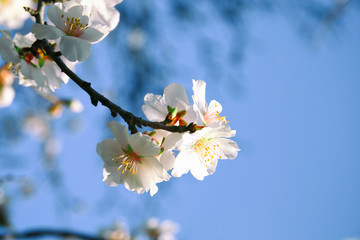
(96, 138, 123, 165)
(213, 138, 240, 159)
(192, 79, 208, 113)
(106, 121, 129, 150)
(159, 151, 175, 171)
(0, 30, 19, 63)
(66, 5, 85, 19)
(79, 27, 104, 43)
(130, 133, 160, 157)
(0, 86, 15, 108)
(171, 150, 193, 178)
(20, 59, 47, 86)
(60, 35, 91, 62)
(47, 5, 66, 31)
(103, 163, 121, 187)
(164, 83, 189, 110)
(31, 23, 65, 40)
(142, 93, 167, 121)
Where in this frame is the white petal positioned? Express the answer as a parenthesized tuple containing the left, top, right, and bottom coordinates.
(40, 60, 67, 92)
(192, 79, 208, 113)
(79, 27, 104, 43)
(0, 30, 19, 63)
(0, 86, 15, 108)
(149, 184, 158, 197)
(142, 93, 167, 121)
(47, 5, 66, 31)
(106, 121, 129, 149)
(96, 138, 123, 165)
(66, 5, 85, 19)
(142, 156, 169, 180)
(103, 163, 121, 186)
(213, 138, 240, 159)
(164, 83, 189, 110)
(171, 151, 193, 178)
(162, 133, 182, 151)
(20, 59, 47, 86)
(13, 32, 36, 48)
(60, 36, 91, 62)
(31, 23, 65, 40)
(130, 133, 160, 157)
(159, 151, 176, 171)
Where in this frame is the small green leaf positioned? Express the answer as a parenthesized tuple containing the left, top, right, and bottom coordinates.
(177, 110, 187, 118)
(167, 106, 177, 118)
(38, 57, 45, 68)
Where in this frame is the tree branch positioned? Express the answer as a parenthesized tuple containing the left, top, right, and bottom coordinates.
(32, 39, 197, 134)
(0, 229, 106, 240)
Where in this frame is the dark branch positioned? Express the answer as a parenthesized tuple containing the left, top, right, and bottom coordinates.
(32, 39, 197, 134)
(0, 229, 106, 240)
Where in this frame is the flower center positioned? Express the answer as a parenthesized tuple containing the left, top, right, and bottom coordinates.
(113, 145, 141, 175)
(0, 0, 10, 6)
(204, 102, 227, 125)
(62, 15, 89, 37)
(193, 138, 221, 167)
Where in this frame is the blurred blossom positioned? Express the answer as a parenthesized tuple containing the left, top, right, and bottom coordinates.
(48, 102, 64, 118)
(101, 221, 131, 240)
(145, 218, 179, 240)
(44, 137, 62, 159)
(0, 0, 34, 29)
(0, 63, 14, 108)
(68, 99, 84, 113)
(24, 114, 50, 139)
(127, 28, 146, 51)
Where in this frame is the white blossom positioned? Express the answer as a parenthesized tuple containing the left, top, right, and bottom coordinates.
(0, 30, 75, 93)
(172, 125, 240, 180)
(31, 0, 119, 62)
(0, 0, 34, 29)
(146, 218, 179, 240)
(97, 121, 170, 196)
(70, 0, 122, 32)
(0, 63, 15, 108)
(147, 130, 182, 171)
(142, 83, 196, 126)
(192, 79, 227, 126)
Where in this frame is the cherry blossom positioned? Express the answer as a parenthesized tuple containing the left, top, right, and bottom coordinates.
(142, 83, 196, 126)
(0, 30, 75, 92)
(192, 79, 228, 126)
(172, 124, 240, 180)
(97, 121, 170, 196)
(31, 1, 119, 62)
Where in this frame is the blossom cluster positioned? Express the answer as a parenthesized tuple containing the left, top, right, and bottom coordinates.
(97, 80, 240, 196)
(0, 0, 122, 105)
(0, 0, 240, 197)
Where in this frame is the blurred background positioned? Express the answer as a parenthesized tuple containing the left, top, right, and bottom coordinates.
(0, 0, 360, 239)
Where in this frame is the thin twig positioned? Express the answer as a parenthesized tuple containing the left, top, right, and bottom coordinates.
(0, 229, 106, 240)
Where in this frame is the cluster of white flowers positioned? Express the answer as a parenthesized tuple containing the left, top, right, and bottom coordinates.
(0, 0, 122, 104)
(0, 0, 240, 197)
(97, 80, 240, 196)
